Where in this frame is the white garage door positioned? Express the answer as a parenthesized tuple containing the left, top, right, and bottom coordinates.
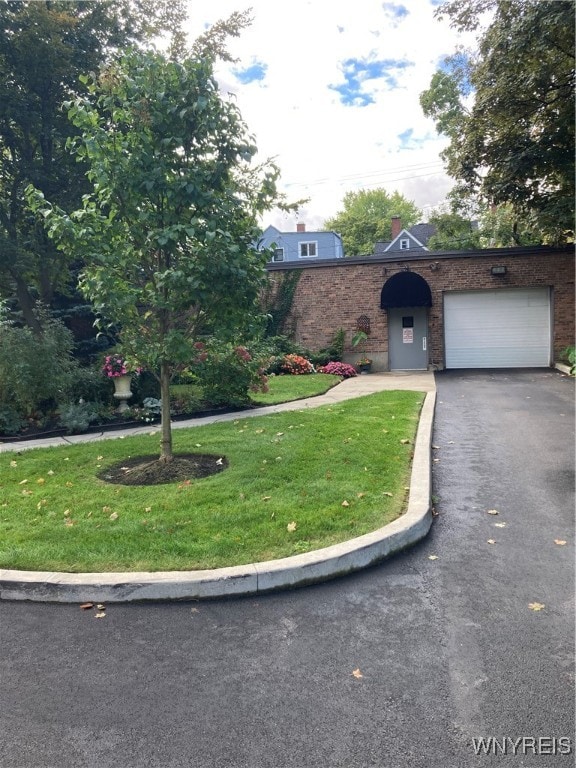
(444, 288, 551, 368)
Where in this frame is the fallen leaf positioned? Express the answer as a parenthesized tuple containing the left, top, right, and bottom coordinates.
(341, 500, 350, 507)
(383, 492, 393, 497)
(47, 470, 54, 476)
(357, 492, 365, 498)
(352, 668, 363, 679)
(19, 479, 28, 485)
(65, 482, 73, 488)
(400, 439, 410, 445)
(528, 602, 545, 612)
(216, 458, 223, 465)
(97, 456, 104, 461)
(109, 511, 118, 521)
(262, 496, 272, 501)
(63, 509, 71, 516)
(21, 489, 33, 496)
(487, 539, 496, 545)
(145, 507, 152, 513)
(96, 604, 105, 610)
(487, 509, 499, 515)
(428, 555, 438, 560)
(287, 521, 297, 532)
(95, 612, 106, 619)
(10, 460, 17, 467)
(554, 539, 567, 546)
(80, 603, 94, 610)
(276, 432, 284, 437)
(432, 445, 439, 450)
(65, 519, 74, 527)
(102, 506, 112, 513)
(494, 522, 507, 528)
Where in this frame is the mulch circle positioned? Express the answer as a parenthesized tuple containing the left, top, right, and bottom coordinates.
(97, 453, 229, 486)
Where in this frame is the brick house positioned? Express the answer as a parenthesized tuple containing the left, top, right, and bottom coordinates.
(266, 245, 574, 370)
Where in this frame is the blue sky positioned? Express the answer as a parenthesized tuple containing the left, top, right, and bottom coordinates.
(185, 0, 479, 229)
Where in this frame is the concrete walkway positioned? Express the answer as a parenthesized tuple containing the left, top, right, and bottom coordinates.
(0, 372, 436, 603)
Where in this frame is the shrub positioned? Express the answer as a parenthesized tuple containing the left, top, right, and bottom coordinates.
(561, 345, 575, 374)
(66, 365, 113, 405)
(319, 361, 357, 378)
(317, 328, 345, 365)
(195, 342, 268, 407)
(0, 305, 78, 418)
(58, 401, 100, 434)
(170, 388, 204, 415)
(281, 354, 315, 375)
(0, 404, 25, 435)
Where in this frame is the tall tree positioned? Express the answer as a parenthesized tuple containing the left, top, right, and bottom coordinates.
(32, 47, 287, 463)
(427, 201, 542, 250)
(421, 0, 575, 244)
(324, 188, 420, 256)
(0, 0, 187, 330)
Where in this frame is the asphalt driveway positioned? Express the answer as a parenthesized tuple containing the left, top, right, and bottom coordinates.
(0, 369, 573, 768)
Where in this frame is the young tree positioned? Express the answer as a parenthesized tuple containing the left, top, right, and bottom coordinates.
(32, 48, 286, 463)
(324, 188, 420, 256)
(421, 0, 575, 243)
(0, 0, 187, 330)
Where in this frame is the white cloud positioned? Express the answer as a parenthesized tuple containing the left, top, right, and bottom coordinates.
(184, 0, 477, 230)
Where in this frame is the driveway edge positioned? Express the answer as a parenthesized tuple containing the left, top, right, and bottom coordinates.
(0, 392, 436, 603)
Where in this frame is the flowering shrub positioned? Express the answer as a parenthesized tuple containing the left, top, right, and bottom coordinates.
(195, 342, 268, 407)
(318, 361, 357, 378)
(281, 354, 315, 375)
(102, 354, 129, 378)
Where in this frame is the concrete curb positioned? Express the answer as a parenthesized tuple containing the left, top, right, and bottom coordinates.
(0, 391, 436, 603)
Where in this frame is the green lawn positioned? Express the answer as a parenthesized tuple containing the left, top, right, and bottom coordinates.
(0, 390, 424, 572)
(250, 373, 342, 405)
(170, 373, 342, 408)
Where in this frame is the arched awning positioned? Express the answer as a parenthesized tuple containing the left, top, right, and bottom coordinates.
(380, 271, 432, 309)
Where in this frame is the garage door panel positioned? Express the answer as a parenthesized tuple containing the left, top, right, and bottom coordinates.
(444, 288, 551, 368)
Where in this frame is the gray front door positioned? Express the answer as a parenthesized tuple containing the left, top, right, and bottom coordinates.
(388, 307, 428, 370)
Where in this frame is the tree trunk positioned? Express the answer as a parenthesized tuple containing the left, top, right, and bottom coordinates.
(159, 361, 173, 463)
(12, 272, 43, 335)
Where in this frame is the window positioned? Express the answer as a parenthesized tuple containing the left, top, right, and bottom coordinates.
(299, 241, 318, 258)
(271, 248, 284, 262)
(400, 238, 410, 250)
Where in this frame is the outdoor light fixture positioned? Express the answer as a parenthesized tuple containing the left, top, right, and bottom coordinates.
(491, 265, 507, 275)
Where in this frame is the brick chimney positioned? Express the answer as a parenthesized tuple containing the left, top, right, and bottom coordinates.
(296, 222, 306, 233)
(391, 216, 402, 239)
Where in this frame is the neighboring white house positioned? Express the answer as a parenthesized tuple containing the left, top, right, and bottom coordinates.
(258, 223, 345, 262)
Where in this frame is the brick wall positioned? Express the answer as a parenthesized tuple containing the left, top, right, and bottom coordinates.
(266, 247, 575, 369)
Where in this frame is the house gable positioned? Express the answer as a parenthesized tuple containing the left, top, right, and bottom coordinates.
(258, 224, 344, 261)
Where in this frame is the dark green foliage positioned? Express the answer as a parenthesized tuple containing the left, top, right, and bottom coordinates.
(0, 0, 187, 329)
(58, 401, 100, 434)
(0, 306, 78, 417)
(0, 404, 25, 435)
(262, 271, 302, 336)
(422, 0, 575, 243)
(195, 342, 268, 408)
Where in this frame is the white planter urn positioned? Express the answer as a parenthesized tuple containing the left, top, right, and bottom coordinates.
(112, 374, 133, 413)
